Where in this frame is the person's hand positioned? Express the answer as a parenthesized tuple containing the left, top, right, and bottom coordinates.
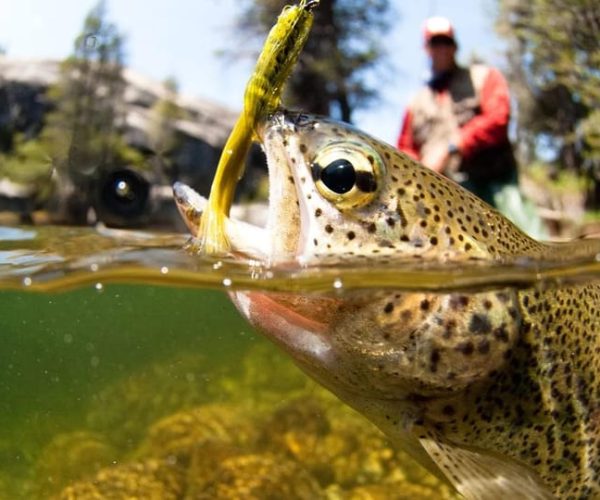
(421, 145, 450, 173)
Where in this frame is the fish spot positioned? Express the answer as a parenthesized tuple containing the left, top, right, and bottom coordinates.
(420, 299, 430, 311)
(430, 349, 441, 372)
(325, 224, 334, 234)
(299, 144, 308, 153)
(442, 405, 456, 416)
(493, 326, 509, 342)
(383, 302, 394, 314)
(469, 314, 492, 334)
(477, 339, 491, 354)
(367, 222, 377, 233)
(450, 295, 470, 309)
(347, 231, 356, 240)
(401, 310, 413, 321)
(315, 208, 322, 217)
(443, 319, 457, 338)
(456, 341, 474, 355)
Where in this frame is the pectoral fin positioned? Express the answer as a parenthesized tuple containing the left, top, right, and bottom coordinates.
(418, 429, 554, 500)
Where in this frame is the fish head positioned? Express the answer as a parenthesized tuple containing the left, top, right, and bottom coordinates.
(223, 111, 521, 400)
(258, 110, 499, 264)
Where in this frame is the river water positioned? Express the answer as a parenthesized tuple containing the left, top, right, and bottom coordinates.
(1, 224, 599, 499)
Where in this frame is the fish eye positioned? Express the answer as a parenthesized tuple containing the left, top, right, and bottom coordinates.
(310, 142, 384, 209)
(320, 159, 356, 194)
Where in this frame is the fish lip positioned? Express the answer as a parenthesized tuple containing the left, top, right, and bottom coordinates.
(259, 109, 313, 262)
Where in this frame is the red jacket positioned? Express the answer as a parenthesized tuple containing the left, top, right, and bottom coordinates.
(397, 66, 511, 160)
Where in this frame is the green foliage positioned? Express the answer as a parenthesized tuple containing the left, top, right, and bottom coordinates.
(235, 0, 392, 122)
(50, 1, 129, 183)
(0, 1, 146, 220)
(0, 135, 52, 184)
(525, 161, 588, 195)
(496, 0, 600, 172)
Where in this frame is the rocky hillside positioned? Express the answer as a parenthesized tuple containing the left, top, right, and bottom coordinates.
(0, 56, 266, 227)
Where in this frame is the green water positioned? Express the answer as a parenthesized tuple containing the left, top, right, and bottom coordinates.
(1, 224, 600, 498)
(0, 285, 258, 497)
(0, 225, 465, 499)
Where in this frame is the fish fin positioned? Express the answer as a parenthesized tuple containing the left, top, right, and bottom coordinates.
(418, 430, 554, 500)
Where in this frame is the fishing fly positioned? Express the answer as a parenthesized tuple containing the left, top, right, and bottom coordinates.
(198, 0, 320, 254)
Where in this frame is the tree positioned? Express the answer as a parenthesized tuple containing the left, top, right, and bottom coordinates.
(235, 0, 391, 123)
(496, 0, 600, 206)
(42, 1, 142, 222)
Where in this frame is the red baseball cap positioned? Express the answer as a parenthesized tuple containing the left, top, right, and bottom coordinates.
(423, 16, 455, 44)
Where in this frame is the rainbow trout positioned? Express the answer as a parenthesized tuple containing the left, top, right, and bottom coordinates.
(175, 111, 600, 499)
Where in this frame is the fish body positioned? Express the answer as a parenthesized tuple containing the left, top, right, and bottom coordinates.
(175, 111, 600, 499)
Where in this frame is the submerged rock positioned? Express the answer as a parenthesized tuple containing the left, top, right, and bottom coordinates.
(138, 403, 258, 460)
(55, 458, 184, 500)
(191, 453, 325, 500)
(44, 339, 455, 499)
(33, 431, 116, 498)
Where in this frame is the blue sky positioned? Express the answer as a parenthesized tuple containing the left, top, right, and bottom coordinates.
(0, 0, 504, 145)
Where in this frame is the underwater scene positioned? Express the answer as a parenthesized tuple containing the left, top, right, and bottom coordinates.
(0, 224, 464, 499)
(1, 224, 599, 499)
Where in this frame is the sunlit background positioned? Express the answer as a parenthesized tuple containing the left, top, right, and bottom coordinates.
(1, 0, 502, 144)
(0, 0, 597, 236)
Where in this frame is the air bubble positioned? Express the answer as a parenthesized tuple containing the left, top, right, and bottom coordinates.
(90, 263, 99, 272)
(95, 283, 104, 291)
(22, 277, 32, 287)
(223, 277, 232, 287)
(333, 278, 343, 289)
(160, 266, 169, 274)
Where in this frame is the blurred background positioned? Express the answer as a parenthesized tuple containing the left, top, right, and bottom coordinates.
(0, 0, 598, 237)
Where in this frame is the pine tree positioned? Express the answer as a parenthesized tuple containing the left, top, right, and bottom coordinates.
(42, 1, 140, 222)
(235, 0, 391, 123)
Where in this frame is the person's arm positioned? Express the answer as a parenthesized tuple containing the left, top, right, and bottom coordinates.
(458, 67, 511, 158)
(397, 109, 421, 160)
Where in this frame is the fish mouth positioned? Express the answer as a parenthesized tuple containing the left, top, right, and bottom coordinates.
(258, 110, 317, 262)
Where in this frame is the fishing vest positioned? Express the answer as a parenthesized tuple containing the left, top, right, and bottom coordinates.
(410, 64, 516, 182)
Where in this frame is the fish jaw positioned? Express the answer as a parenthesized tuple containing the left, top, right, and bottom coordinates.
(172, 182, 272, 260)
(229, 291, 342, 391)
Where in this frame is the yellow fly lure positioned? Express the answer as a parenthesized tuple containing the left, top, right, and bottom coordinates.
(198, 0, 320, 254)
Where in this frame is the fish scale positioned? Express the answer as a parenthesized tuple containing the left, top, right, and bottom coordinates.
(175, 110, 600, 499)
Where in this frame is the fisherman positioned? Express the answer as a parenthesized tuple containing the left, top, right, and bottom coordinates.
(397, 16, 546, 238)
